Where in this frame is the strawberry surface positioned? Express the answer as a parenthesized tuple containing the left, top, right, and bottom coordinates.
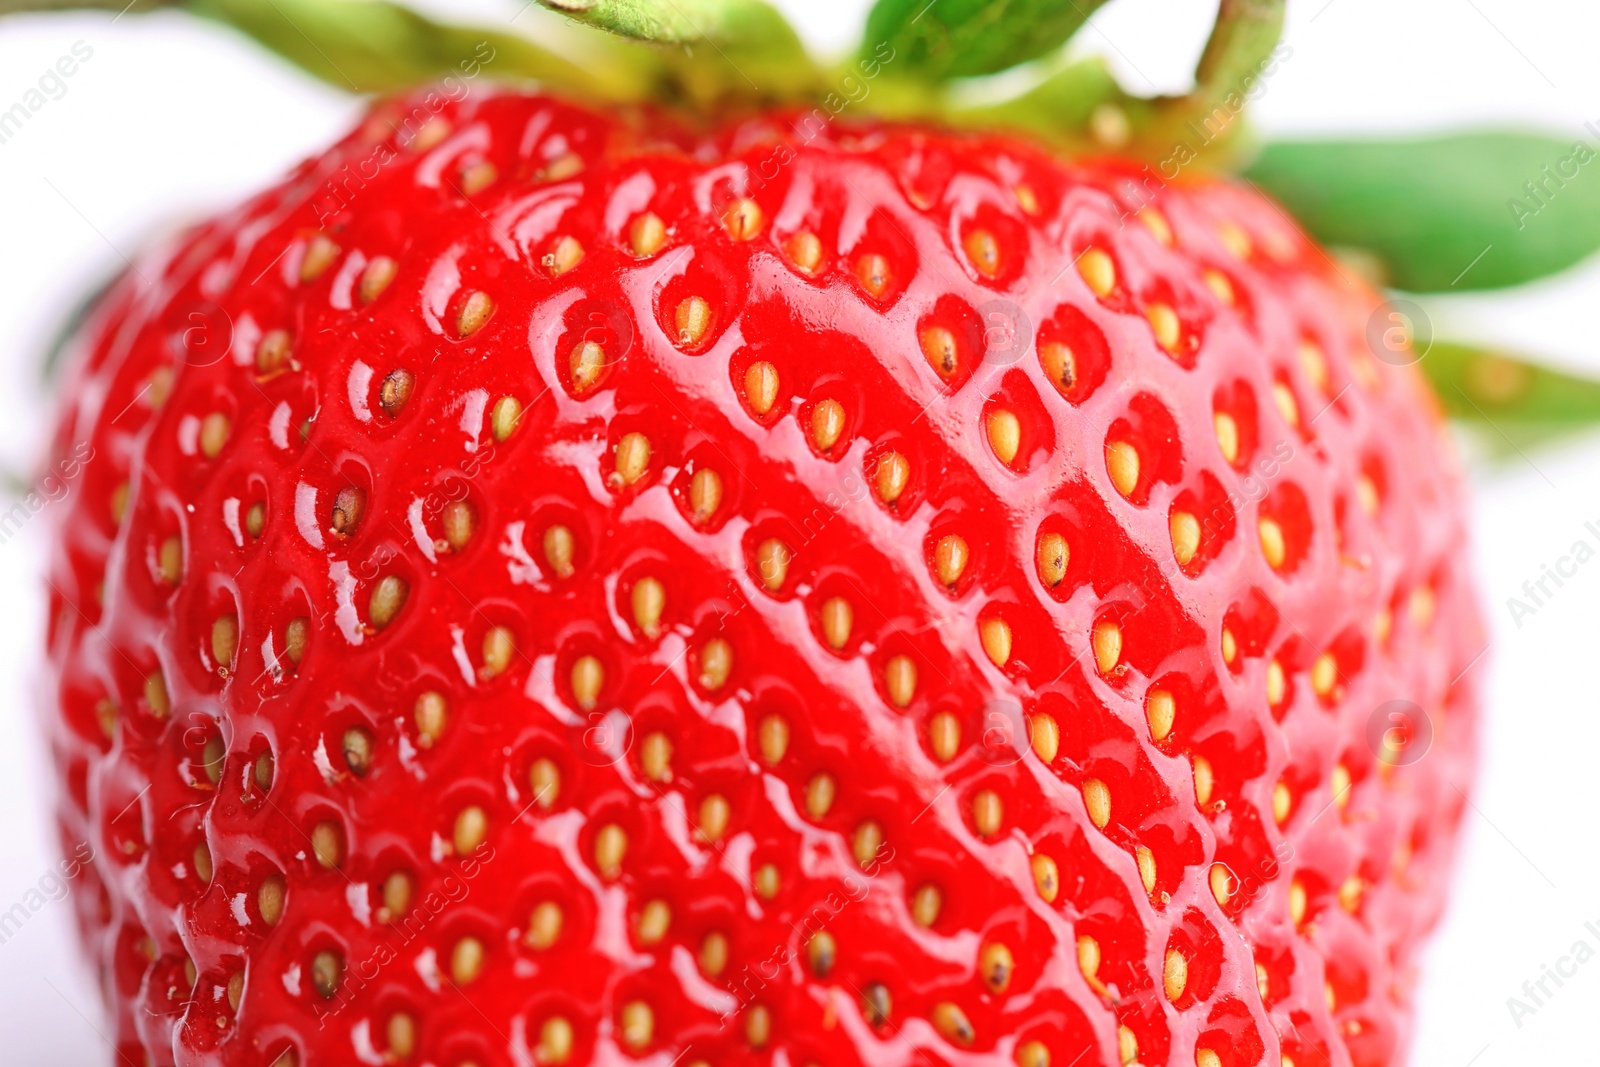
(42, 87, 1481, 1067)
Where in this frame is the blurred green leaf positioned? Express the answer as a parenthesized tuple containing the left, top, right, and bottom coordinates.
(1247, 132, 1600, 291)
(1419, 340, 1600, 455)
(859, 0, 1109, 81)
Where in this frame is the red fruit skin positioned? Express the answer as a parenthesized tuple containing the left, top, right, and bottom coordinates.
(42, 88, 1482, 1067)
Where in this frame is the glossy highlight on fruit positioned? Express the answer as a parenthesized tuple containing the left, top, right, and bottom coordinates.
(43, 88, 1482, 1067)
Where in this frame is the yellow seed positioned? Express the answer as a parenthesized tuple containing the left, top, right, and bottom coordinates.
(256, 329, 293, 376)
(194, 842, 213, 883)
(1214, 411, 1240, 464)
(629, 212, 666, 258)
(1014, 184, 1040, 215)
(145, 670, 170, 718)
(1221, 626, 1238, 664)
(470, 626, 513, 681)
(253, 748, 274, 791)
(109, 481, 130, 525)
(543, 235, 584, 277)
(340, 726, 373, 777)
(311, 820, 342, 868)
(207, 615, 237, 671)
(745, 1003, 772, 1049)
(1078, 247, 1116, 297)
(245, 501, 266, 538)
(964, 228, 1001, 278)
(199, 412, 230, 458)
(595, 824, 627, 880)
(971, 611, 1012, 667)
(1273, 380, 1300, 427)
(863, 982, 892, 1027)
(640, 732, 672, 783)
(636, 900, 671, 944)
(1139, 848, 1162, 893)
(810, 399, 845, 451)
(698, 638, 732, 690)
(675, 295, 712, 348)
(459, 159, 498, 195)
(360, 256, 398, 304)
(538, 1016, 574, 1063)
(929, 711, 961, 762)
(1118, 1025, 1139, 1065)
(434, 499, 475, 552)
(1210, 863, 1234, 907)
(1145, 688, 1176, 742)
(284, 617, 308, 665)
(1091, 619, 1122, 676)
(450, 936, 484, 984)
(1193, 755, 1215, 807)
(1339, 875, 1363, 913)
(1018, 1039, 1051, 1067)
(569, 341, 606, 393)
(1037, 531, 1068, 588)
(1410, 586, 1435, 628)
(723, 198, 764, 240)
(758, 714, 789, 764)
(700, 931, 729, 976)
(856, 253, 892, 298)
(912, 882, 942, 927)
(744, 361, 780, 416)
(1077, 934, 1101, 981)
(613, 432, 651, 486)
(258, 875, 285, 925)
(1259, 516, 1287, 569)
(884, 655, 917, 707)
(491, 395, 522, 441)
(368, 575, 408, 629)
(853, 820, 884, 868)
(987, 409, 1021, 465)
(542, 524, 575, 579)
(526, 758, 562, 812)
(1332, 763, 1352, 809)
(527, 901, 563, 949)
(821, 596, 853, 650)
(226, 970, 243, 1012)
(689, 467, 723, 524)
(1357, 474, 1380, 517)
(453, 806, 486, 854)
(1146, 303, 1181, 353)
(973, 789, 1003, 838)
(570, 655, 603, 710)
(932, 534, 970, 587)
(753, 863, 780, 899)
(1198, 1049, 1222, 1067)
(1164, 947, 1188, 1001)
(619, 1001, 654, 1049)
(1256, 962, 1271, 1001)
(1030, 713, 1060, 763)
(387, 1012, 416, 1058)
(1289, 878, 1307, 925)
(414, 691, 447, 747)
(783, 230, 823, 275)
(1039, 341, 1077, 397)
(932, 1001, 975, 1046)
(1170, 511, 1201, 566)
(919, 326, 958, 378)
(807, 930, 836, 976)
(1032, 853, 1059, 903)
(980, 941, 1014, 994)
(1218, 220, 1252, 259)
(875, 451, 910, 504)
(1311, 652, 1338, 698)
(627, 577, 665, 638)
(1298, 338, 1330, 393)
(805, 773, 836, 818)
(1204, 269, 1235, 305)
(457, 290, 494, 337)
(756, 538, 790, 592)
(1273, 780, 1292, 824)
(1083, 778, 1110, 829)
(1106, 440, 1140, 498)
(1266, 659, 1286, 707)
(330, 485, 364, 538)
(380, 870, 412, 921)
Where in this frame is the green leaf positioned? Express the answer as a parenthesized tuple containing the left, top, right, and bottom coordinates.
(1246, 132, 1600, 292)
(1421, 341, 1600, 429)
(859, 0, 1110, 81)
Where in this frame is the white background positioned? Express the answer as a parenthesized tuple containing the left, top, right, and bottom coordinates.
(0, 1, 1596, 1063)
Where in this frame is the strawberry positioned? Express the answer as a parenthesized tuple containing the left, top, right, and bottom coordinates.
(40, 81, 1482, 1067)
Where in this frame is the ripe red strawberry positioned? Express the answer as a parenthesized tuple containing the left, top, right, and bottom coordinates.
(42, 86, 1481, 1067)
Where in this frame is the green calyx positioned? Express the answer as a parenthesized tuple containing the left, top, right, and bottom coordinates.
(9, 0, 1600, 446)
